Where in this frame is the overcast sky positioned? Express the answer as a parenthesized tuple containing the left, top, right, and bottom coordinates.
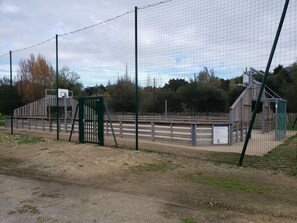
(1, 0, 297, 87)
(0, 0, 160, 53)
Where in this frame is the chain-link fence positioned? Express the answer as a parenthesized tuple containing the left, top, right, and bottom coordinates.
(1, 0, 296, 171)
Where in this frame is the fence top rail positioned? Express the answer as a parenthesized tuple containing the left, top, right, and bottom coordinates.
(8, 116, 231, 125)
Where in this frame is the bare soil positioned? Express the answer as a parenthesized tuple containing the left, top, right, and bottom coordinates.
(0, 128, 297, 223)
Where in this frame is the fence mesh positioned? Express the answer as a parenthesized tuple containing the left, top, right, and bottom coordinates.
(1, 0, 297, 172)
(0, 53, 11, 116)
(276, 100, 287, 140)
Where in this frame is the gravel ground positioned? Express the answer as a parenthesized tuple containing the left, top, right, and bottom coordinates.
(0, 174, 178, 223)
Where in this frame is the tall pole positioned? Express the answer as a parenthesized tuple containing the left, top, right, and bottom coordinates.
(56, 34, 59, 140)
(239, 0, 290, 166)
(153, 78, 156, 116)
(135, 6, 139, 150)
(20, 75, 23, 101)
(9, 51, 13, 134)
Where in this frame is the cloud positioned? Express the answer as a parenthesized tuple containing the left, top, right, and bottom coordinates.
(1, 0, 297, 88)
(0, 1, 19, 13)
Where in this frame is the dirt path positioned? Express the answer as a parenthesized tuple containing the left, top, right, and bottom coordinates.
(0, 174, 177, 223)
(0, 129, 297, 223)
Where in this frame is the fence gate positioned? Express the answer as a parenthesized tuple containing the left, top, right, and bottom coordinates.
(78, 97, 104, 145)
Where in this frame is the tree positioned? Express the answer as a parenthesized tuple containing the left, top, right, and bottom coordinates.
(0, 77, 22, 115)
(18, 54, 54, 103)
(163, 78, 188, 92)
(84, 84, 106, 96)
(56, 66, 84, 97)
(105, 78, 134, 112)
(196, 67, 220, 87)
(219, 79, 230, 92)
(279, 62, 297, 112)
(178, 82, 228, 113)
(228, 85, 245, 106)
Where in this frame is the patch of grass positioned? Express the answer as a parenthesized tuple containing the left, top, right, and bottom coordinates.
(15, 135, 44, 144)
(0, 157, 23, 168)
(290, 166, 297, 176)
(48, 150, 64, 155)
(9, 204, 40, 215)
(185, 172, 273, 194)
(39, 148, 49, 151)
(289, 211, 297, 217)
(287, 125, 297, 131)
(141, 148, 170, 155)
(131, 160, 181, 172)
(181, 218, 199, 223)
(32, 191, 60, 198)
(210, 134, 297, 176)
(35, 216, 58, 223)
(7, 210, 17, 215)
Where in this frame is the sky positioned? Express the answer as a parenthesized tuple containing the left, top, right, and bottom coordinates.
(1, 0, 297, 87)
(0, 0, 158, 52)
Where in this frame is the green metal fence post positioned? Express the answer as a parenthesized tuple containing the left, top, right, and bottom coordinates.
(9, 50, 13, 135)
(135, 6, 139, 150)
(238, 0, 290, 166)
(97, 97, 104, 146)
(78, 98, 84, 143)
(56, 34, 59, 140)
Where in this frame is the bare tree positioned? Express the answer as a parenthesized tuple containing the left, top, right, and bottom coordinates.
(18, 54, 54, 103)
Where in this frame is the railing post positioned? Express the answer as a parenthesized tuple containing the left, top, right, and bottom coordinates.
(229, 109, 234, 144)
(191, 124, 196, 146)
(240, 121, 243, 142)
(170, 123, 173, 142)
(151, 122, 155, 141)
(120, 121, 123, 138)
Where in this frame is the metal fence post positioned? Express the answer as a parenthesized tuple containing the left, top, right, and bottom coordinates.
(78, 97, 84, 143)
(9, 51, 13, 134)
(97, 97, 104, 146)
(239, 0, 290, 166)
(56, 34, 59, 140)
(275, 99, 278, 140)
(134, 6, 139, 150)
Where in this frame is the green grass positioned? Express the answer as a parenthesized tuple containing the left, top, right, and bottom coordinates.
(287, 125, 297, 131)
(141, 148, 170, 155)
(39, 148, 49, 151)
(130, 160, 181, 172)
(185, 172, 273, 194)
(35, 216, 58, 223)
(210, 134, 297, 176)
(0, 133, 45, 147)
(8, 204, 40, 215)
(48, 150, 64, 155)
(15, 135, 44, 144)
(181, 218, 199, 223)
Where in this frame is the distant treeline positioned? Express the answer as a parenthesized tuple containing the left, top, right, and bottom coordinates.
(1, 54, 297, 115)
